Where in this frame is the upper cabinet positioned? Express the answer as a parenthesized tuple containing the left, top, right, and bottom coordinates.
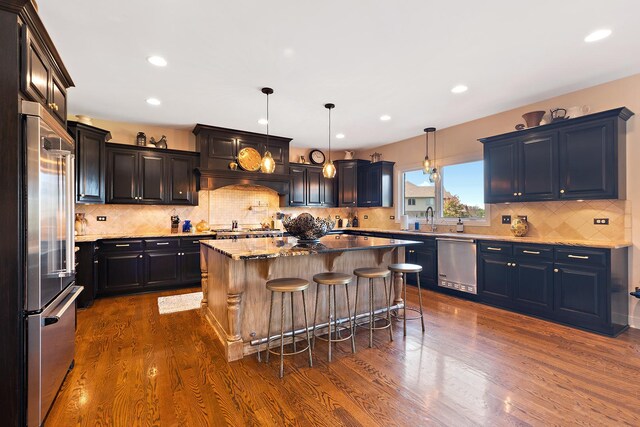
(358, 161, 394, 207)
(480, 108, 634, 203)
(105, 143, 198, 206)
(283, 164, 337, 207)
(335, 160, 367, 207)
(19, 17, 73, 125)
(68, 121, 111, 204)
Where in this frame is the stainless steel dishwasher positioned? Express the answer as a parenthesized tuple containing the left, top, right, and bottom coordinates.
(436, 237, 477, 294)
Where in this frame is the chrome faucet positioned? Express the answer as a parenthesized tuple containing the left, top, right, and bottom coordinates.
(425, 207, 436, 232)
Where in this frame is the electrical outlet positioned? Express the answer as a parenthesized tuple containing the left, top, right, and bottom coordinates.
(335, 215, 341, 219)
(97, 216, 107, 221)
(594, 218, 609, 225)
(389, 215, 395, 220)
(363, 215, 369, 220)
(501, 215, 511, 224)
(518, 215, 528, 222)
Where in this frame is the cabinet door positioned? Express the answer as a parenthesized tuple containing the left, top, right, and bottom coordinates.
(76, 129, 105, 204)
(306, 167, 323, 206)
(97, 252, 144, 293)
(513, 260, 553, 314)
(139, 153, 165, 203)
(22, 28, 50, 106)
(288, 166, 306, 206)
(519, 132, 557, 201)
(338, 162, 359, 207)
(484, 139, 518, 203)
(167, 155, 195, 205)
(322, 175, 337, 207)
(50, 74, 67, 124)
(144, 251, 181, 287)
(558, 119, 616, 199)
(554, 264, 607, 328)
(181, 249, 202, 283)
(359, 164, 382, 206)
(107, 149, 138, 203)
(478, 254, 513, 307)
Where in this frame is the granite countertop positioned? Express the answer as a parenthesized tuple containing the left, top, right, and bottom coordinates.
(75, 231, 217, 242)
(200, 235, 422, 260)
(332, 227, 631, 249)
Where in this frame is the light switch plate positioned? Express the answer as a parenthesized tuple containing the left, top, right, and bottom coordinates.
(389, 215, 395, 220)
(335, 215, 341, 219)
(97, 216, 107, 221)
(594, 218, 609, 225)
(501, 215, 511, 224)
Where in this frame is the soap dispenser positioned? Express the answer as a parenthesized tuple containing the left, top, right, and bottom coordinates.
(456, 218, 464, 233)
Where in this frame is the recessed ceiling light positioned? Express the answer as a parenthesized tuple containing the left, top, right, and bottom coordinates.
(147, 56, 167, 67)
(258, 118, 268, 125)
(336, 133, 345, 139)
(380, 115, 391, 121)
(584, 29, 612, 43)
(146, 98, 161, 106)
(451, 84, 468, 94)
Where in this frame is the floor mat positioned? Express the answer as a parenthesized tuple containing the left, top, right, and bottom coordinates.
(157, 291, 203, 314)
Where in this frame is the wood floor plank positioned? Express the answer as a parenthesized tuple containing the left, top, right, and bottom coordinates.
(46, 286, 640, 426)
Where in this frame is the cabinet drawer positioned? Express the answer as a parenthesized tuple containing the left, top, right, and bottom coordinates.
(144, 238, 179, 250)
(479, 241, 513, 255)
(555, 248, 607, 266)
(181, 236, 214, 247)
(514, 244, 553, 259)
(99, 240, 144, 252)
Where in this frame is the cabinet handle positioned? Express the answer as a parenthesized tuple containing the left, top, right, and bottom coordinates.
(513, 193, 517, 196)
(507, 262, 512, 266)
(568, 254, 589, 260)
(156, 242, 170, 245)
(560, 189, 565, 194)
(487, 247, 502, 251)
(115, 244, 130, 247)
(179, 191, 183, 194)
(554, 268, 559, 273)
(518, 192, 522, 196)
(94, 260, 99, 264)
(522, 250, 540, 255)
(512, 263, 517, 267)
(139, 255, 143, 258)
(48, 103, 55, 110)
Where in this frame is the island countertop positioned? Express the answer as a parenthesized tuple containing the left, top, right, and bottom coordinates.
(200, 235, 422, 260)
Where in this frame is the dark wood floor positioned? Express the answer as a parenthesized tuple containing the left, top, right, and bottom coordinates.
(48, 286, 640, 426)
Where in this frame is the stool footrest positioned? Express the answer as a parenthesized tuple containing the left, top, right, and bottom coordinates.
(392, 306, 424, 321)
(355, 316, 392, 331)
(267, 341, 312, 357)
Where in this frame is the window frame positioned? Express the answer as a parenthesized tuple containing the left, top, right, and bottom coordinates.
(396, 159, 490, 227)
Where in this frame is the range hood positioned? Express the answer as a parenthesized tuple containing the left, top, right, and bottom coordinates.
(195, 168, 290, 194)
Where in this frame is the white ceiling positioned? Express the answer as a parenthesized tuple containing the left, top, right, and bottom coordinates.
(39, 0, 640, 149)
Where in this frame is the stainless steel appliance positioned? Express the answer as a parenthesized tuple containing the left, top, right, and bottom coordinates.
(437, 237, 477, 294)
(22, 101, 83, 427)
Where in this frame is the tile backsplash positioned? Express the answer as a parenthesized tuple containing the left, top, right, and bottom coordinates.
(77, 185, 630, 242)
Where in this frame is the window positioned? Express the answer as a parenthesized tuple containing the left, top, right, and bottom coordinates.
(400, 160, 487, 223)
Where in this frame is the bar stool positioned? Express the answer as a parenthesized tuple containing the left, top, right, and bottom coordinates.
(264, 278, 313, 378)
(353, 268, 393, 348)
(388, 263, 425, 336)
(312, 272, 355, 362)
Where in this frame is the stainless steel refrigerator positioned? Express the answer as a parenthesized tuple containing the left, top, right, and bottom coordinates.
(22, 101, 83, 427)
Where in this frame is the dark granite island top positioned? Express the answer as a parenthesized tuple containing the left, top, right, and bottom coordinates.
(200, 235, 423, 260)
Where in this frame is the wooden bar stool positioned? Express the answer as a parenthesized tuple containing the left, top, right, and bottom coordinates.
(388, 263, 425, 336)
(264, 278, 313, 378)
(311, 272, 355, 362)
(353, 268, 393, 348)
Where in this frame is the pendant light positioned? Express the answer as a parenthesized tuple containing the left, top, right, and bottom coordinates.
(323, 103, 337, 179)
(427, 127, 440, 183)
(422, 127, 431, 174)
(260, 87, 276, 174)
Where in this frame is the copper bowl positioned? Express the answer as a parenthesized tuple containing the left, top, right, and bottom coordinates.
(522, 111, 545, 128)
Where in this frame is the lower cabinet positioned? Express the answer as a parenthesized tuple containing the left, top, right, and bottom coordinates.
(404, 237, 437, 289)
(94, 235, 213, 297)
(478, 241, 627, 336)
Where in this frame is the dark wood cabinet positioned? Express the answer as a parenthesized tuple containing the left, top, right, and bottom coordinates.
(181, 249, 202, 283)
(553, 263, 607, 328)
(336, 160, 367, 207)
(358, 161, 394, 207)
(478, 253, 513, 306)
(68, 122, 110, 204)
(106, 143, 198, 205)
(512, 259, 554, 314)
(284, 164, 337, 207)
(75, 242, 97, 308)
(20, 24, 72, 125)
(480, 108, 633, 203)
(404, 237, 437, 289)
(144, 250, 181, 287)
(97, 249, 145, 294)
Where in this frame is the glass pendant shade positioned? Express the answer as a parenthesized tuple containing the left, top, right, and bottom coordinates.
(260, 151, 276, 173)
(422, 156, 431, 174)
(429, 167, 440, 183)
(322, 160, 337, 178)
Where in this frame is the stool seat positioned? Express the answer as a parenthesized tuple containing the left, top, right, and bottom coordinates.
(388, 263, 423, 273)
(266, 278, 310, 292)
(313, 272, 352, 286)
(353, 268, 391, 279)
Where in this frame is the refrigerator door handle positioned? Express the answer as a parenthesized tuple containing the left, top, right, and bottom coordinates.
(43, 285, 83, 327)
(65, 153, 75, 275)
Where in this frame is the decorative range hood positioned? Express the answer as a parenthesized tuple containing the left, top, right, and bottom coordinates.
(193, 124, 292, 194)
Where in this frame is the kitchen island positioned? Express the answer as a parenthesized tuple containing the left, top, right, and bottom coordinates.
(199, 235, 422, 361)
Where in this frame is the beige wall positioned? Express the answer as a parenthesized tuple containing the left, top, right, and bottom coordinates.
(357, 73, 640, 328)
